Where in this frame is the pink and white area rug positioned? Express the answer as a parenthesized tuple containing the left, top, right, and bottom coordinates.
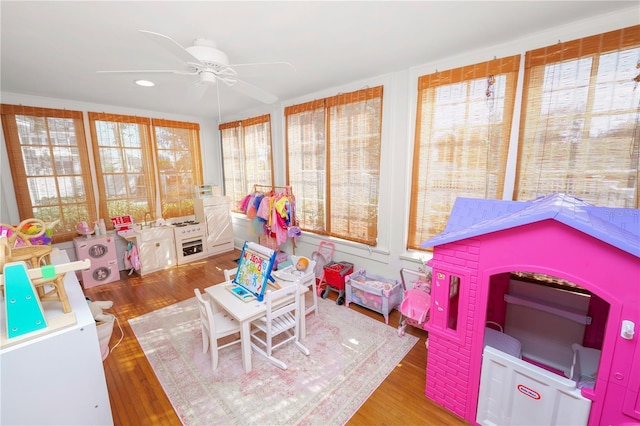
(129, 296, 418, 425)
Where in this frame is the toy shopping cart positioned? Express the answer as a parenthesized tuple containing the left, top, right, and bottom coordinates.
(317, 261, 353, 305)
(397, 268, 432, 337)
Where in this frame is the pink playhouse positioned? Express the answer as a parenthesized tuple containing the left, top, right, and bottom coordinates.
(419, 193, 639, 426)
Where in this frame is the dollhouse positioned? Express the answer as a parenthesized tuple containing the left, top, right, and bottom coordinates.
(420, 193, 639, 426)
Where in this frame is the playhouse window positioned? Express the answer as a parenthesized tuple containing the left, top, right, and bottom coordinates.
(447, 274, 460, 331)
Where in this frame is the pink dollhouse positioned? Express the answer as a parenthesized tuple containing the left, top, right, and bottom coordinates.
(420, 193, 639, 426)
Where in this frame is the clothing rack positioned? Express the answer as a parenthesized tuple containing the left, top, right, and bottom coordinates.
(253, 184, 293, 196)
(248, 185, 297, 252)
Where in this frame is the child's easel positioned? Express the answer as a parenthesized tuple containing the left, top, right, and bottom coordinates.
(232, 242, 277, 302)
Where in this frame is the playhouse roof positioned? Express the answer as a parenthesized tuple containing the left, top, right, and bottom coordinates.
(420, 193, 640, 258)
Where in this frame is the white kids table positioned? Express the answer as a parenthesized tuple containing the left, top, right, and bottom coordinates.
(205, 279, 307, 373)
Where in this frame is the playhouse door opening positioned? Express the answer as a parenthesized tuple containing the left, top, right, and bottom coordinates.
(477, 271, 609, 424)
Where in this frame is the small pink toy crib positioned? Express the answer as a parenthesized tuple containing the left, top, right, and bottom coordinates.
(397, 268, 432, 337)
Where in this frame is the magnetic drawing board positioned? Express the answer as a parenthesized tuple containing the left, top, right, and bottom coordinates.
(232, 241, 276, 302)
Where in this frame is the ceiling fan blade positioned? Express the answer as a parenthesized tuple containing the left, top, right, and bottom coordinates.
(97, 69, 197, 75)
(227, 79, 279, 104)
(229, 61, 297, 73)
(139, 30, 203, 66)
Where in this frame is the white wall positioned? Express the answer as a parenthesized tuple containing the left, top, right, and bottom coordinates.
(1, 8, 636, 281)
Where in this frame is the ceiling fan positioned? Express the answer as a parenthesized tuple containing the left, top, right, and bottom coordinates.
(97, 30, 295, 114)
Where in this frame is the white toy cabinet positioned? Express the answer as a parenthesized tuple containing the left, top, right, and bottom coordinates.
(194, 196, 234, 255)
(0, 251, 113, 425)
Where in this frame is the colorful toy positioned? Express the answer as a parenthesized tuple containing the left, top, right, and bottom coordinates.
(419, 193, 639, 426)
(0, 219, 57, 247)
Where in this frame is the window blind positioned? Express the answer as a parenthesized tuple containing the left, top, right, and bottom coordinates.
(409, 56, 520, 250)
(515, 25, 640, 208)
(1, 104, 97, 242)
(88, 112, 156, 224)
(219, 114, 273, 210)
(152, 118, 202, 218)
(286, 87, 383, 245)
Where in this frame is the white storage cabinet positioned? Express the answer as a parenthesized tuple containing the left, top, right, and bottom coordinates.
(0, 251, 113, 425)
(127, 226, 177, 276)
(194, 196, 234, 256)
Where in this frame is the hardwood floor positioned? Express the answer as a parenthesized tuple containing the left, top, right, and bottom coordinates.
(83, 249, 468, 426)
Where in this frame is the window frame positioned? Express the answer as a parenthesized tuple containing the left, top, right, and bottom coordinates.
(152, 118, 203, 218)
(514, 25, 640, 208)
(408, 56, 520, 250)
(88, 112, 203, 225)
(285, 86, 384, 246)
(1, 104, 97, 242)
(219, 114, 274, 211)
(88, 112, 157, 224)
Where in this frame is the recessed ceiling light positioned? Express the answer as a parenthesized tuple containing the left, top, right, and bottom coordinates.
(135, 79, 155, 87)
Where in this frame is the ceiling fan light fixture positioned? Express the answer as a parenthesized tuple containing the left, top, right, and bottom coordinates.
(135, 79, 155, 87)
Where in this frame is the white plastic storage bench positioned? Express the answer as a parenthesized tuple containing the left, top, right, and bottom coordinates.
(345, 270, 402, 324)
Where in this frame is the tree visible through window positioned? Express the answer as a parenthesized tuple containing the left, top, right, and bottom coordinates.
(88, 113, 156, 223)
(89, 113, 203, 224)
(153, 119, 202, 218)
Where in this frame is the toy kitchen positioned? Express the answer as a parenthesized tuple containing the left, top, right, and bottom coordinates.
(78, 188, 234, 281)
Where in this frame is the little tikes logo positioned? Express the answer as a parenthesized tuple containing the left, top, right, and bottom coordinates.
(517, 384, 541, 400)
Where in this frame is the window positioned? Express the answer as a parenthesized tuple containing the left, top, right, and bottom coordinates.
(89, 113, 203, 223)
(88, 113, 156, 223)
(409, 57, 520, 249)
(220, 114, 273, 210)
(152, 119, 202, 218)
(429, 268, 466, 342)
(286, 86, 383, 245)
(1, 105, 97, 242)
(516, 26, 640, 208)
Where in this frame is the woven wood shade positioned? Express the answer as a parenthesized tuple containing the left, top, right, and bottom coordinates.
(1, 104, 97, 242)
(515, 25, 640, 208)
(219, 114, 274, 209)
(152, 119, 203, 218)
(88, 112, 156, 224)
(408, 56, 520, 250)
(286, 86, 383, 245)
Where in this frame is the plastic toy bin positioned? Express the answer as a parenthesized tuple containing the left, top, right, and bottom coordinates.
(346, 271, 402, 324)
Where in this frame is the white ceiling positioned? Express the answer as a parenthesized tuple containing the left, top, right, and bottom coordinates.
(1, 1, 636, 120)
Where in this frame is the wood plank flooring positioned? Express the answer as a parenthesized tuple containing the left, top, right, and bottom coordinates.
(83, 249, 468, 426)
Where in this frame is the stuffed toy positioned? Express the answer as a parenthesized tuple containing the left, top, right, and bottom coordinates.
(87, 299, 119, 361)
(88, 300, 114, 323)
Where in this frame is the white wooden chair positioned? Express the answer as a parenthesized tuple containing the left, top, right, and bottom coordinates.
(249, 283, 310, 370)
(193, 288, 241, 369)
(224, 267, 237, 282)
